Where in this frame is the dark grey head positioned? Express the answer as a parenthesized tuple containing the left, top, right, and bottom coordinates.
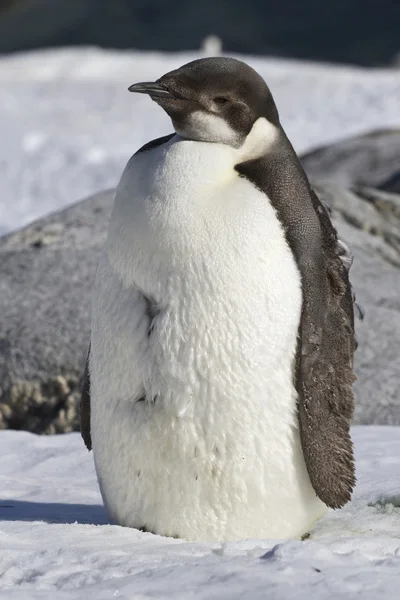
(129, 57, 280, 148)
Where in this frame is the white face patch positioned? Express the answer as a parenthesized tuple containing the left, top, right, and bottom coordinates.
(174, 111, 241, 147)
(174, 113, 279, 162)
(237, 117, 279, 162)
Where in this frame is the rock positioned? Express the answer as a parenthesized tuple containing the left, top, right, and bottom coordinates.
(313, 182, 400, 424)
(0, 0, 400, 66)
(301, 130, 400, 192)
(0, 180, 399, 432)
(381, 172, 400, 195)
(313, 183, 400, 263)
(301, 131, 400, 422)
(0, 189, 113, 433)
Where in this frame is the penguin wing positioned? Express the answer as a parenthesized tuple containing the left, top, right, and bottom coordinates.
(80, 347, 92, 451)
(79, 134, 175, 451)
(296, 189, 357, 509)
(236, 153, 357, 509)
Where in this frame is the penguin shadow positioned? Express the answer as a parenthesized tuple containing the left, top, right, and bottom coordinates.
(0, 499, 109, 525)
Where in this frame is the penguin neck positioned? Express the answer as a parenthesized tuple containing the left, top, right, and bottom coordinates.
(236, 117, 281, 162)
(235, 127, 310, 194)
(174, 116, 281, 163)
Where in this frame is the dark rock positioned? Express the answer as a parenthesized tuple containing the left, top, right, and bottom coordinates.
(0, 180, 399, 432)
(0, 0, 400, 67)
(301, 130, 400, 192)
(380, 171, 400, 195)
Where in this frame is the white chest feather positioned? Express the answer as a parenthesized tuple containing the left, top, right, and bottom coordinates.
(90, 132, 327, 542)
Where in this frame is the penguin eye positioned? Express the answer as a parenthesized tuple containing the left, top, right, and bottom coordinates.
(213, 97, 229, 105)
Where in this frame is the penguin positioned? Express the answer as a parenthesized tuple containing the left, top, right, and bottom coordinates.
(80, 57, 358, 542)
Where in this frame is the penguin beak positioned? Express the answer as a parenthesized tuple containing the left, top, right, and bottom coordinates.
(128, 82, 173, 98)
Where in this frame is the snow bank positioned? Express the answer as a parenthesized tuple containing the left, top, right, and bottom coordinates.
(1, 427, 400, 598)
(1, 47, 400, 234)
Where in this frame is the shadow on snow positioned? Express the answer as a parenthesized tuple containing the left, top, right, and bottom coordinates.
(0, 499, 108, 525)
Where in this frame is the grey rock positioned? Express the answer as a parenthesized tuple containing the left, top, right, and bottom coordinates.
(303, 131, 400, 422)
(313, 182, 400, 265)
(0, 189, 113, 433)
(314, 183, 400, 424)
(301, 129, 400, 192)
(0, 182, 399, 433)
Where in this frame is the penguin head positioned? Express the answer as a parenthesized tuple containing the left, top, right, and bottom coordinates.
(128, 57, 280, 149)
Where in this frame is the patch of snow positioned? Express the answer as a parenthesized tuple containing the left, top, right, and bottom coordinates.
(0, 426, 400, 598)
(0, 47, 400, 235)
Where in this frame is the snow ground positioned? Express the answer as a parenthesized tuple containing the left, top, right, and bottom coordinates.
(1, 427, 400, 599)
(1, 47, 400, 235)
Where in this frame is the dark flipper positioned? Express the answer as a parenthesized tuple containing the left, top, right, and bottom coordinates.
(80, 134, 175, 452)
(80, 347, 92, 451)
(135, 133, 176, 155)
(236, 135, 356, 509)
(298, 190, 356, 508)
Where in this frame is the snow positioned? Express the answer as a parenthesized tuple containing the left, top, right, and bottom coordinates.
(1, 47, 400, 235)
(1, 427, 400, 598)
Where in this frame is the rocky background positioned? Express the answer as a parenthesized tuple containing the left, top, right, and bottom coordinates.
(0, 0, 400, 66)
(0, 129, 399, 434)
